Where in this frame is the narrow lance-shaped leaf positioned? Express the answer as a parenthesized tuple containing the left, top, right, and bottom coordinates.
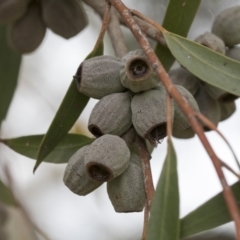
(0, 180, 16, 206)
(155, 0, 201, 70)
(147, 138, 180, 240)
(163, 32, 240, 97)
(180, 181, 240, 238)
(0, 26, 21, 127)
(1, 134, 93, 164)
(35, 41, 104, 172)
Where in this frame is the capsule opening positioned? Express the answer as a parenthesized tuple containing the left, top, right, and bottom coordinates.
(218, 93, 238, 103)
(146, 123, 167, 146)
(86, 162, 112, 182)
(88, 125, 104, 137)
(128, 58, 149, 79)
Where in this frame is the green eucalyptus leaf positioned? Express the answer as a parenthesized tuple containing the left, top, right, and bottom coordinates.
(163, 32, 240, 96)
(1, 134, 93, 164)
(35, 42, 104, 172)
(147, 138, 180, 240)
(155, 0, 201, 70)
(0, 180, 16, 206)
(180, 181, 240, 238)
(0, 26, 21, 127)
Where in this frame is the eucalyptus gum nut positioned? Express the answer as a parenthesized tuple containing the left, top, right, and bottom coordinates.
(212, 6, 240, 47)
(41, 0, 88, 39)
(194, 86, 221, 131)
(0, 0, 29, 24)
(203, 82, 238, 103)
(63, 146, 103, 196)
(169, 68, 200, 96)
(226, 46, 240, 61)
(194, 32, 226, 54)
(7, 3, 46, 53)
(84, 135, 130, 182)
(120, 49, 159, 93)
(131, 89, 174, 146)
(75, 55, 125, 99)
(107, 153, 145, 213)
(88, 92, 132, 137)
(121, 127, 137, 146)
(172, 85, 199, 139)
(220, 102, 236, 121)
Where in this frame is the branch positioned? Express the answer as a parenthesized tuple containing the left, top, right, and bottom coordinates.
(108, 1, 240, 238)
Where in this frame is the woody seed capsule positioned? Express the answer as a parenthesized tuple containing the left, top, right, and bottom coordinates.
(194, 32, 226, 54)
(169, 68, 200, 96)
(41, 0, 88, 39)
(63, 146, 103, 196)
(172, 85, 199, 139)
(226, 46, 240, 61)
(0, 0, 29, 24)
(107, 152, 145, 213)
(84, 135, 130, 182)
(120, 49, 159, 93)
(203, 83, 238, 103)
(220, 102, 236, 121)
(212, 6, 240, 47)
(194, 86, 221, 130)
(75, 55, 125, 99)
(131, 88, 174, 145)
(7, 2, 46, 53)
(88, 92, 132, 137)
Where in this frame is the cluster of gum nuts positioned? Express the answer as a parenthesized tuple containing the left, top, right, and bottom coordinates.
(170, 5, 240, 129)
(63, 49, 199, 213)
(63, 5, 240, 213)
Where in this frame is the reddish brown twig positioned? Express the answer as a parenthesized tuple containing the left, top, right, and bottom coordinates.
(109, 0, 240, 238)
(136, 136, 155, 207)
(142, 200, 150, 240)
(195, 112, 240, 171)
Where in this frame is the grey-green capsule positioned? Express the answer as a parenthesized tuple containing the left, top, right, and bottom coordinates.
(169, 68, 200, 96)
(7, 2, 46, 53)
(131, 88, 174, 145)
(75, 55, 125, 99)
(120, 49, 159, 93)
(220, 102, 236, 121)
(194, 86, 221, 131)
(88, 92, 132, 137)
(63, 146, 103, 196)
(212, 6, 240, 47)
(84, 135, 130, 182)
(204, 83, 238, 103)
(41, 0, 88, 39)
(194, 32, 226, 54)
(226, 46, 240, 61)
(107, 152, 145, 213)
(0, 0, 29, 24)
(172, 85, 199, 139)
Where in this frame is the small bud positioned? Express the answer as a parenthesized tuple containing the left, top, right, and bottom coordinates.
(212, 6, 240, 47)
(131, 88, 174, 145)
(121, 127, 137, 146)
(194, 86, 221, 131)
(41, 0, 88, 39)
(220, 102, 236, 121)
(63, 146, 103, 196)
(172, 85, 199, 139)
(75, 55, 125, 99)
(84, 135, 130, 182)
(120, 49, 159, 93)
(88, 92, 132, 137)
(194, 32, 226, 54)
(0, 0, 29, 24)
(7, 2, 46, 53)
(203, 83, 238, 103)
(107, 152, 145, 213)
(169, 68, 200, 96)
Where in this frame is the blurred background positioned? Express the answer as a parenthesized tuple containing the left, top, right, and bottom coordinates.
(0, 0, 240, 239)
